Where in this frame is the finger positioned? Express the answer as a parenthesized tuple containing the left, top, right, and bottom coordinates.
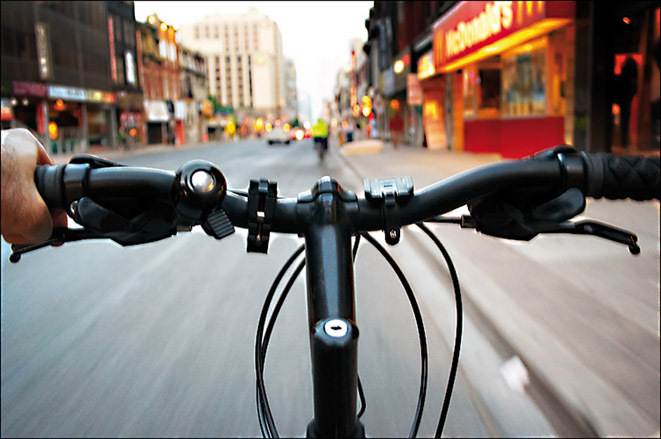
(50, 209, 68, 247)
(2, 232, 30, 245)
(36, 141, 54, 166)
(52, 209, 68, 229)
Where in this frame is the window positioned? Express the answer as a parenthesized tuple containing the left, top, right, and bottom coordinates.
(502, 38, 547, 117)
(214, 25, 219, 39)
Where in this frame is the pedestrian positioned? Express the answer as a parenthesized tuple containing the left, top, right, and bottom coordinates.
(389, 112, 404, 149)
(613, 56, 638, 148)
(1, 128, 68, 244)
(346, 120, 355, 143)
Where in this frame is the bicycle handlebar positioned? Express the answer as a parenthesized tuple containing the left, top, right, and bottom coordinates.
(33, 148, 660, 239)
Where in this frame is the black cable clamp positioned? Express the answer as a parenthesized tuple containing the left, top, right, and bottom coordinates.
(247, 179, 277, 254)
(364, 177, 414, 245)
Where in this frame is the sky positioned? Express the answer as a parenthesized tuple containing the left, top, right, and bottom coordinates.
(134, 1, 373, 120)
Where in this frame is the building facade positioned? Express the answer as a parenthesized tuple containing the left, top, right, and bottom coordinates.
(180, 46, 210, 144)
(177, 8, 287, 134)
(284, 58, 298, 121)
(138, 14, 183, 145)
(1, 1, 126, 152)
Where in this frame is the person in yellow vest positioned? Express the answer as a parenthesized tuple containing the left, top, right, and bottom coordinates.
(311, 118, 329, 155)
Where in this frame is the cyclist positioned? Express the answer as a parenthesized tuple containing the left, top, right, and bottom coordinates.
(1, 128, 68, 245)
(311, 118, 329, 157)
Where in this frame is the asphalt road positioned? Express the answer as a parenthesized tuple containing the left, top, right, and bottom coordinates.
(1, 139, 658, 437)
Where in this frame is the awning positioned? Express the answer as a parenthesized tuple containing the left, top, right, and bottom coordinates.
(144, 100, 170, 122)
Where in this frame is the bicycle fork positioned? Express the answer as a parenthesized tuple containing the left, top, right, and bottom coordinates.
(303, 185, 365, 438)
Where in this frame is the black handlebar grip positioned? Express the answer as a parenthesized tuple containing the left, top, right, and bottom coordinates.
(34, 164, 67, 210)
(581, 153, 660, 201)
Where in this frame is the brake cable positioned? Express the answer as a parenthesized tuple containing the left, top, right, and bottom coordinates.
(416, 222, 463, 439)
(254, 223, 462, 438)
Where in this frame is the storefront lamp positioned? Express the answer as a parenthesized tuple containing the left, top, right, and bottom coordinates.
(48, 122, 58, 140)
(10, 98, 18, 106)
(22, 98, 29, 106)
(54, 99, 65, 111)
(391, 99, 400, 111)
(622, 17, 630, 25)
(160, 23, 168, 32)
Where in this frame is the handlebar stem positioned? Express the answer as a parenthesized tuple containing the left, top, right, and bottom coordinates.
(302, 183, 364, 438)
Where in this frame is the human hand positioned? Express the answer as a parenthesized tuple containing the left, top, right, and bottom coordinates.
(1, 128, 68, 244)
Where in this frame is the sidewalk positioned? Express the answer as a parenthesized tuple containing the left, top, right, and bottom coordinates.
(332, 139, 660, 437)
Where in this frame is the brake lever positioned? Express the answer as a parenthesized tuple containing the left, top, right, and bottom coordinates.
(9, 228, 108, 263)
(529, 220, 640, 255)
(436, 215, 640, 255)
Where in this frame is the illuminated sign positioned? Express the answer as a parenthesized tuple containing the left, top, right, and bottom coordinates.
(109, 17, 117, 82)
(35, 23, 51, 80)
(417, 51, 435, 79)
(13, 81, 47, 97)
(432, 1, 574, 72)
(136, 29, 144, 87)
(407, 74, 423, 106)
(125, 51, 136, 85)
(49, 85, 86, 101)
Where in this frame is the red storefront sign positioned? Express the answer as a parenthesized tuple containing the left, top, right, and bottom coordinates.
(109, 17, 117, 82)
(12, 81, 47, 97)
(407, 74, 424, 106)
(432, 1, 574, 73)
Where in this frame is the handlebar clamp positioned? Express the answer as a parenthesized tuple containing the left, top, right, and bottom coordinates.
(364, 177, 414, 245)
(247, 179, 278, 253)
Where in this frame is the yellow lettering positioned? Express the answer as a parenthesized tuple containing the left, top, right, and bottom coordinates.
(445, 29, 454, 57)
(538, 1, 544, 14)
(457, 22, 466, 52)
(501, 1, 513, 29)
(478, 11, 488, 41)
(491, 2, 502, 34)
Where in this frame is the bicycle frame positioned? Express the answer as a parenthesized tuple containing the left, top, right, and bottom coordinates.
(303, 189, 364, 438)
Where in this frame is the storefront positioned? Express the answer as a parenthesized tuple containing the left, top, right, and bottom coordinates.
(47, 85, 117, 152)
(116, 92, 146, 147)
(428, 1, 575, 158)
(608, 4, 660, 153)
(144, 99, 169, 144)
(174, 100, 186, 145)
(7, 81, 49, 143)
(383, 50, 412, 145)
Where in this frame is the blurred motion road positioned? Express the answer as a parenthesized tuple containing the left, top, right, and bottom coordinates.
(2, 138, 659, 437)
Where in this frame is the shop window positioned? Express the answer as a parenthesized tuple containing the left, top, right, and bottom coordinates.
(477, 68, 501, 117)
(462, 67, 476, 117)
(502, 38, 548, 117)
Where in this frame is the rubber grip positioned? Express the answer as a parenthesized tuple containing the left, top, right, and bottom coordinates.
(581, 153, 660, 201)
(34, 164, 67, 210)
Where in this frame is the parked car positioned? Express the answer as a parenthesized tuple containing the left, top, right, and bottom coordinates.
(265, 126, 291, 145)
